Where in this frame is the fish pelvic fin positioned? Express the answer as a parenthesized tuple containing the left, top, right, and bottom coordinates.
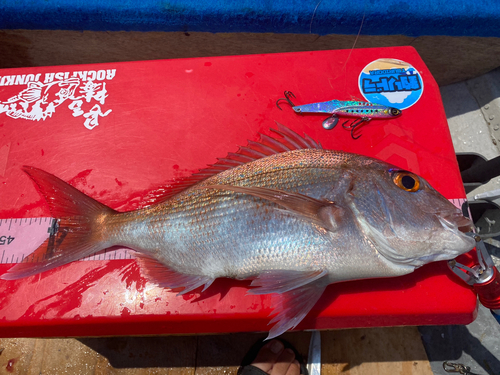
(248, 270, 328, 340)
(1, 166, 117, 280)
(134, 253, 214, 294)
(201, 185, 343, 232)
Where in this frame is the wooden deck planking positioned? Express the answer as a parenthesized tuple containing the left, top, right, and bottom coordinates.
(321, 327, 433, 375)
(0, 327, 433, 374)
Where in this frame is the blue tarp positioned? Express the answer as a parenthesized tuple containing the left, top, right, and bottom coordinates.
(0, 0, 499, 37)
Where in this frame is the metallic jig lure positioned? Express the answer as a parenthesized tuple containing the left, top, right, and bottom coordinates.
(276, 91, 402, 139)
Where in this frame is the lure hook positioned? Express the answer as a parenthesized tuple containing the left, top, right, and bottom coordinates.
(341, 117, 371, 140)
(443, 361, 480, 374)
(276, 91, 297, 110)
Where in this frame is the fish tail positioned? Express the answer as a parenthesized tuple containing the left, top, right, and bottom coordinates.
(1, 166, 117, 280)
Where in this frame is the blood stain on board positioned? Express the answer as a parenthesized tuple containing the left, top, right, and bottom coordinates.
(68, 169, 93, 187)
(121, 307, 132, 317)
(6, 358, 17, 373)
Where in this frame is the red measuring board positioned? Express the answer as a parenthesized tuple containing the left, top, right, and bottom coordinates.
(0, 47, 477, 338)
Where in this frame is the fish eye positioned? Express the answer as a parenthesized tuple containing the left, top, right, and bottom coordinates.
(390, 108, 401, 116)
(392, 171, 420, 192)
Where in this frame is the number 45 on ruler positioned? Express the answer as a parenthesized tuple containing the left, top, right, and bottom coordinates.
(0, 236, 14, 245)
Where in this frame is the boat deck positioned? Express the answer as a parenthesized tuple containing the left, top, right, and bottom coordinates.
(0, 328, 433, 374)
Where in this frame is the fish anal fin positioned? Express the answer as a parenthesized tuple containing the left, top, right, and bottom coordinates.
(134, 254, 214, 294)
(202, 185, 343, 232)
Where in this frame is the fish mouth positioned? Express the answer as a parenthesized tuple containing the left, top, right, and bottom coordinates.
(411, 213, 476, 266)
(458, 223, 475, 234)
(438, 212, 475, 234)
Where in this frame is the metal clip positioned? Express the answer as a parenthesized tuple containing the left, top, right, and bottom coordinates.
(447, 233, 495, 285)
(443, 361, 482, 374)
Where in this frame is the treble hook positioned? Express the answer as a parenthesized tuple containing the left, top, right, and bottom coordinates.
(341, 117, 371, 140)
(276, 91, 297, 110)
(443, 361, 481, 374)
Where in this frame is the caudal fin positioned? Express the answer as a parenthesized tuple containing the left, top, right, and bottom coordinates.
(1, 166, 117, 280)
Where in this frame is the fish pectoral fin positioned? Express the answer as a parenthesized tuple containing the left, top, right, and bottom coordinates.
(134, 254, 214, 295)
(201, 185, 343, 232)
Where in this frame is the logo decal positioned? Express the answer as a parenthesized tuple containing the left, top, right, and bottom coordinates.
(0, 69, 115, 130)
(359, 59, 423, 110)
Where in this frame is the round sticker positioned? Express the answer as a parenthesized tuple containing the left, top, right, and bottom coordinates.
(358, 58, 423, 110)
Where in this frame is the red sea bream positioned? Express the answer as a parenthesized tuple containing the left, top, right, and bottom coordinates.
(1, 124, 475, 338)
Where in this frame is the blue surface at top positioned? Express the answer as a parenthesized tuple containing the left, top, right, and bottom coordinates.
(1, 0, 500, 37)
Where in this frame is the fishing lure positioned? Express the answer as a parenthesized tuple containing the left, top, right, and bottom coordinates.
(443, 361, 482, 375)
(276, 91, 402, 139)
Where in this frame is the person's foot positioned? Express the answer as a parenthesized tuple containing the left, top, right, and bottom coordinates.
(247, 339, 302, 375)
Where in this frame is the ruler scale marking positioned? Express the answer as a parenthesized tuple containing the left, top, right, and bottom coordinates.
(0, 216, 130, 264)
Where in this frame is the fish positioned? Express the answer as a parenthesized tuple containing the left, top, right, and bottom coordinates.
(1, 123, 475, 339)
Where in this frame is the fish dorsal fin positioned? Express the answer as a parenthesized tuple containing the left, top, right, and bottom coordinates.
(144, 123, 323, 204)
